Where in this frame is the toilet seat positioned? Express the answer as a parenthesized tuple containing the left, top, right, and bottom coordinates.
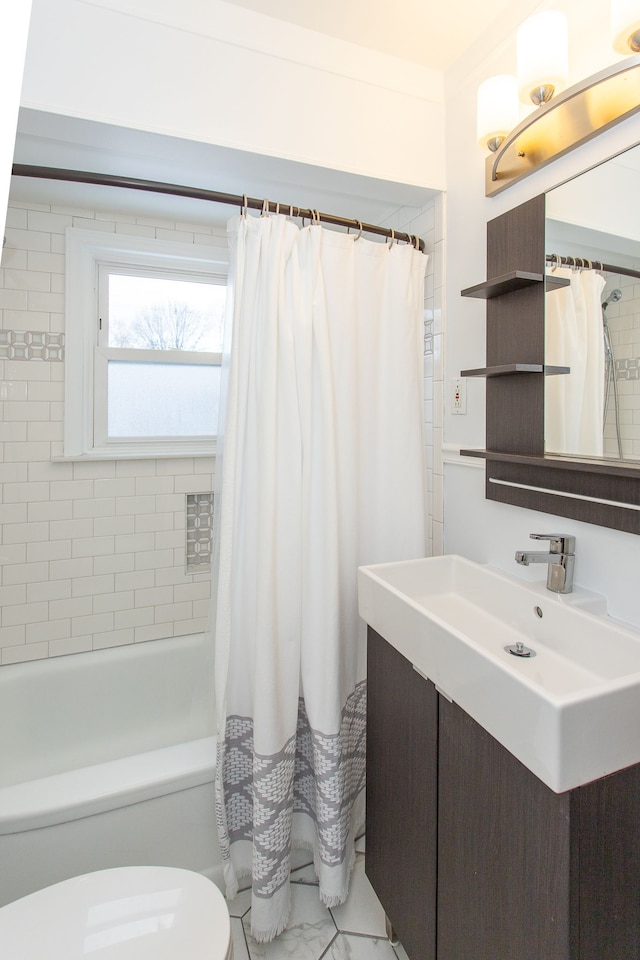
(0, 866, 233, 960)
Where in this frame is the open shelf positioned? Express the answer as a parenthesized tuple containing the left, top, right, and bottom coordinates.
(460, 271, 569, 300)
(459, 448, 640, 479)
(460, 364, 570, 378)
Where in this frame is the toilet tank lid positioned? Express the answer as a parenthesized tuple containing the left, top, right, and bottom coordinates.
(0, 866, 231, 960)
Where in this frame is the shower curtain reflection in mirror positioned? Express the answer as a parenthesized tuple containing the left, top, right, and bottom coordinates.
(545, 267, 606, 458)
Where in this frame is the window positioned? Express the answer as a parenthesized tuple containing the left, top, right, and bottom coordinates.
(64, 229, 228, 459)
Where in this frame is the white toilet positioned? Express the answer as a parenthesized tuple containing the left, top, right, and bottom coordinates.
(0, 866, 233, 959)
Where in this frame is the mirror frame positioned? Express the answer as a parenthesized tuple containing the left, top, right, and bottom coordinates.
(461, 194, 640, 535)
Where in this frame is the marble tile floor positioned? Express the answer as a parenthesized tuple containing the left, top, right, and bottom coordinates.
(228, 842, 411, 960)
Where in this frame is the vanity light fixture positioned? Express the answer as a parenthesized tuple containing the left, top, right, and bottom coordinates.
(484, 53, 640, 196)
(611, 0, 640, 52)
(476, 75, 519, 152)
(517, 10, 569, 104)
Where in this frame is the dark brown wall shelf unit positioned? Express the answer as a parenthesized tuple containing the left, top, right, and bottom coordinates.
(459, 194, 640, 534)
(461, 363, 570, 377)
(461, 269, 569, 299)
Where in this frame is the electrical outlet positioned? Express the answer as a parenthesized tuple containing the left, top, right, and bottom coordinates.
(452, 377, 466, 415)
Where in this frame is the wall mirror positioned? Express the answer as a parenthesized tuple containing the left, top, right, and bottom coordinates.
(462, 141, 640, 534)
(545, 144, 640, 462)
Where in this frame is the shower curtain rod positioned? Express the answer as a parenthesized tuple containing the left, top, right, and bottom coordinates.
(12, 163, 426, 253)
(546, 253, 640, 281)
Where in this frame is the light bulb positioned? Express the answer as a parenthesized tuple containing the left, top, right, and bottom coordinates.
(476, 75, 519, 152)
(611, 0, 640, 52)
(517, 10, 569, 105)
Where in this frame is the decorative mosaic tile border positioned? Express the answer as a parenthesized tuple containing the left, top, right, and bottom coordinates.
(616, 358, 640, 380)
(424, 316, 433, 356)
(186, 492, 213, 572)
(0, 330, 65, 361)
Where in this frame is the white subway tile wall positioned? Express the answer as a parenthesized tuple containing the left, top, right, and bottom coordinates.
(0, 200, 222, 664)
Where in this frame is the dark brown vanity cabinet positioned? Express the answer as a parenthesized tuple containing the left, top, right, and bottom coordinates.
(366, 627, 640, 960)
(365, 626, 438, 960)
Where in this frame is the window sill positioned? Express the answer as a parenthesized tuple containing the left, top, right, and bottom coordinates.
(54, 443, 217, 462)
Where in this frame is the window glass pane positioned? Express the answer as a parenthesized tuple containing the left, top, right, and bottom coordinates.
(107, 362, 220, 438)
(108, 274, 225, 351)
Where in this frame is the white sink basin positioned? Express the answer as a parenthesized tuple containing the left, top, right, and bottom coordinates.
(358, 554, 640, 793)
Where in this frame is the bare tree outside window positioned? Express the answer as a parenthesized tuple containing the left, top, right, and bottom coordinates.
(112, 300, 211, 350)
(107, 273, 226, 353)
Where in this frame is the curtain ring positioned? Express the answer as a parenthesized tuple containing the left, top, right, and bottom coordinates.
(387, 228, 395, 247)
(356, 222, 363, 241)
(241, 195, 248, 218)
(275, 202, 280, 216)
(261, 198, 270, 217)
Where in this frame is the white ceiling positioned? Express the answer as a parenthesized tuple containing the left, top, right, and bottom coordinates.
(222, 0, 520, 70)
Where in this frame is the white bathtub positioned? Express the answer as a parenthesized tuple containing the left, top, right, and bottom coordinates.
(0, 634, 221, 906)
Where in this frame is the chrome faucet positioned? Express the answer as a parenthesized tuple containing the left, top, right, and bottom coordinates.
(515, 534, 576, 594)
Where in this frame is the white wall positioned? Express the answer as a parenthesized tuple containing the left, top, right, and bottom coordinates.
(443, 0, 640, 627)
(19, 0, 445, 193)
(0, 2, 32, 244)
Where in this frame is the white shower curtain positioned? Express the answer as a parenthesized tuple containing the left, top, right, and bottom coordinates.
(545, 267, 606, 457)
(212, 213, 427, 942)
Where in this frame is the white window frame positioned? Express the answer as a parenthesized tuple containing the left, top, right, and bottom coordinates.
(64, 228, 228, 460)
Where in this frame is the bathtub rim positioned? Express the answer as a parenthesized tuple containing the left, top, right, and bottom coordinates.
(0, 735, 216, 835)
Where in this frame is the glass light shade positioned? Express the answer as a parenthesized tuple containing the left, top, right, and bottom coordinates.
(517, 10, 569, 104)
(476, 75, 519, 150)
(611, 0, 640, 52)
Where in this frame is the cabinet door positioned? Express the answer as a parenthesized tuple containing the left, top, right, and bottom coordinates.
(366, 628, 438, 960)
(572, 763, 640, 960)
(437, 696, 572, 960)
